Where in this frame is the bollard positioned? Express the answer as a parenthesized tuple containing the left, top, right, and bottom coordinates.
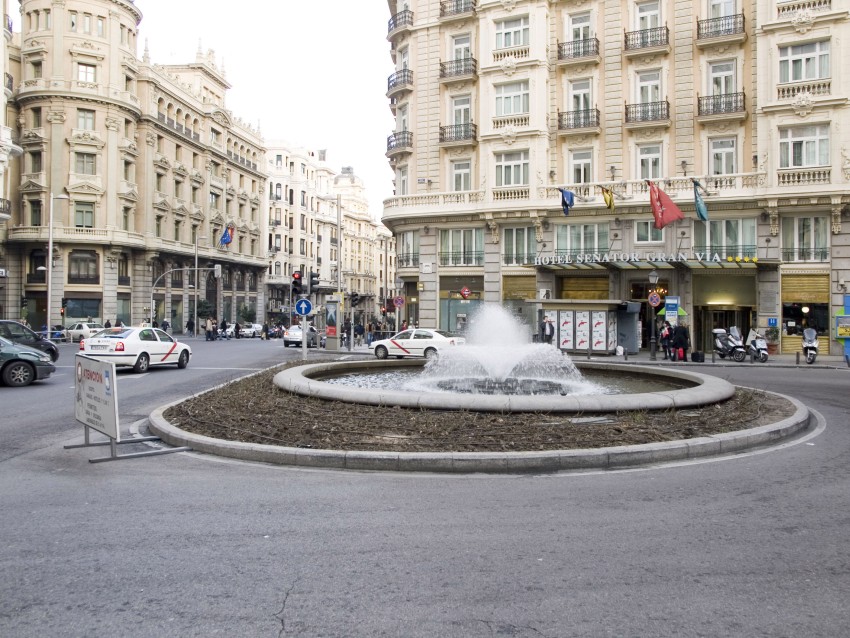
(796, 351, 800, 365)
(587, 342, 592, 360)
(712, 350, 716, 364)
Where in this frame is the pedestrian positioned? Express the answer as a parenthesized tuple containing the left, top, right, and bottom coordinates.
(221, 319, 230, 340)
(672, 322, 691, 362)
(185, 318, 194, 335)
(343, 319, 352, 347)
(366, 322, 374, 346)
(540, 316, 555, 345)
(152, 319, 158, 328)
(104, 319, 112, 329)
(261, 322, 269, 340)
(354, 323, 364, 347)
(161, 319, 170, 332)
(660, 320, 672, 360)
(234, 322, 241, 339)
(205, 317, 214, 341)
(115, 318, 123, 328)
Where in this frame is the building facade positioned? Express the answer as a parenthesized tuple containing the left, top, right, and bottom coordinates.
(2, 0, 268, 333)
(383, 0, 850, 354)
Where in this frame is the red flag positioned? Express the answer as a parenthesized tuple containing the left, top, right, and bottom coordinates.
(646, 180, 684, 230)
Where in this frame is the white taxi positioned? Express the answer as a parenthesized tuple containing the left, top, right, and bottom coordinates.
(369, 328, 465, 360)
(79, 326, 192, 373)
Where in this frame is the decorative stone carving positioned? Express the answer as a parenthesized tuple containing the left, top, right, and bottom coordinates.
(500, 57, 517, 76)
(791, 9, 815, 34)
(501, 0, 518, 11)
(500, 126, 517, 145)
(842, 148, 850, 181)
(791, 92, 814, 117)
(145, 132, 157, 146)
(533, 219, 543, 242)
(487, 219, 499, 243)
(105, 118, 120, 132)
(765, 207, 779, 236)
(47, 111, 66, 124)
(832, 207, 842, 235)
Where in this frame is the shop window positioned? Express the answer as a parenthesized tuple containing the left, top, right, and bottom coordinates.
(782, 303, 828, 337)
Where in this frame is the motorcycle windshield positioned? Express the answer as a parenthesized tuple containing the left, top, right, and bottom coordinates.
(730, 326, 742, 339)
(803, 328, 817, 341)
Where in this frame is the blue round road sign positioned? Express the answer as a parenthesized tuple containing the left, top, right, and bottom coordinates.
(295, 298, 313, 316)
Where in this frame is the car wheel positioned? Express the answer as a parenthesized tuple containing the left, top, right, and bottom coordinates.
(177, 350, 190, 369)
(133, 352, 150, 373)
(375, 345, 388, 360)
(3, 361, 36, 387)
(424, 347, 438, 360)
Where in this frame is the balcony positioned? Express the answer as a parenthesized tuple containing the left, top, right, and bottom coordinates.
(625, 100, 670, 129)
(387, 9, 414, 39)
(387, 69, 414, 98)
(118, 276, 131, 286)
(503, 252, 536, 266)
(386, 131, 413, 158)
(439, 251, 484, 267)
(26, 272, 46, 284)
(777, 167, 831, 186)
(398, 252, 420, 268)
(696, 14, 746, 47)
(439, 123, 478, 148)
(557, 108, 601, 136)
(696, 92, 747, 123)
(777, 80, 831, 100)
(493, 45, 530, 64)
(492, 114, 529, 129)
(68, 275, 100, 285)
(556, 38, 601, 67)
(624, 26, 670, 58)
(782, 247, 829, 262)
(440, 0, 475, 20)
(439, 57, 478, 84)
(776, 0, 832, 20)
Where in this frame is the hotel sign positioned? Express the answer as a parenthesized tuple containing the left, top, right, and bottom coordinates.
(534, 252, 727, 266)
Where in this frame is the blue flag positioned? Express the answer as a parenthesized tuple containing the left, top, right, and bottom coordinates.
(218, 225, 233, 248)
(557, 188, 575, 216)
(692, 180, 708, 221)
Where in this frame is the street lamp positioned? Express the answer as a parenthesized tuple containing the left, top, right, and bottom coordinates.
(194, 233, 207, 337)
(648, 269, 660, 361)
(45, 193, 70, 334)
(394, 276, 404, 331)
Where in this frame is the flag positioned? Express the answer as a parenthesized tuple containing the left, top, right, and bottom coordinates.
(557, 188, 575, 216)
(646, 180, 684, 230)
(600, 186, 615, 211)
(692, 179, 708, 222)
(218, 224, 234, 248)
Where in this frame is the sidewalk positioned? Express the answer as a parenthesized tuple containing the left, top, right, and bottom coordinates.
(580, 348, 850, 369)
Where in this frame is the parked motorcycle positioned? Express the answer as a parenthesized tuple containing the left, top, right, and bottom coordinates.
(745, 329, 769, 363)
(713, 326, 747, 362)
(802, 327, 819, 364)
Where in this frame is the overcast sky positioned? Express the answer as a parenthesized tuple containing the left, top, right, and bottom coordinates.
(11, 1, 396, 220)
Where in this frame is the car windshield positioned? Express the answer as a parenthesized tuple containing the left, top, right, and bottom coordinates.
(96, 328, 134, 339)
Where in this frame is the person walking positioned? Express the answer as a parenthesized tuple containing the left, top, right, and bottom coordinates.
(104, 319, 112, 329)
(660, 320, 672, 360)
(234, 322, 241, 339)
(540, 316, 555, 345)
(205, 317, 214, 341)
(185, 318, 194, 336)
(261, 322, 269, 340)
(672, 322, 691, 362)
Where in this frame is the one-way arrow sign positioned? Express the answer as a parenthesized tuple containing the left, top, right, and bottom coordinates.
(295, 298, 313, 316)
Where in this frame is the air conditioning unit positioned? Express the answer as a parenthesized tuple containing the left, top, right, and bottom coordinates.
(538, 288, 551, 300)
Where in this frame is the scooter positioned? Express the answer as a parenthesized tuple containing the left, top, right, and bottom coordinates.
(713, 326, 747, 362)
(802, 327, 819, 364)
(745, 329, 769, 363)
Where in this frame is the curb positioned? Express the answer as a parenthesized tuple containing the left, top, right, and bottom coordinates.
(148, 388, 812, 474)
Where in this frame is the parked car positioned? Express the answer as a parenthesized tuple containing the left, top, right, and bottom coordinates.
(66, 322, 105, 342)
(245, 323, 264, 338)
(79, 326, 192, 373)
(0, 336, 56, 387)
(369, 328, 466, 360)
(0, 320, 60, 362)
(283, 325, 318, 347)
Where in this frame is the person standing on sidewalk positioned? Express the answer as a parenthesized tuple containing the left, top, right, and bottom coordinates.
(540, 316, 555, 345)
(672, 322, 690, 362)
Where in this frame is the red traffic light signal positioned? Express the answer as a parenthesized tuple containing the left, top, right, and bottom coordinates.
(380, 306, 387, 316)
(292, 270, 303, 293)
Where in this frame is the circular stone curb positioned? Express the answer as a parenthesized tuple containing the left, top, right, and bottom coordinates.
(148, 371, 812, 474)
(273, 360, 737, 412)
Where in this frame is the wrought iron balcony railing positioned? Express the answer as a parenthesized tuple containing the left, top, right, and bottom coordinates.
(625, 100, 669, 123)
(439, 123, 477, 143)
(557, 37, 599, 60)
(386, 131, 413, 153)
(439, 251, 484, 267)
(398, 252, 420, 268)
(26, 272, 46, 284)
(781, 247, 829, 262)
(692, 245, 757, 259)
(440, 0, 475, 18)
(558, 108, 600, 129)
(697, 14, 745, 39)
(439, 57, 477, 79)
(624, 26, 669, 50)
(388, 9, 414, 34)
(118, 276, 131, 286)
(698, 92, 746, 115)
(387, 68, 413, 93)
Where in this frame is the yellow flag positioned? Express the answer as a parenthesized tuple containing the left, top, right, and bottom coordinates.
(601, 186, 615, 211)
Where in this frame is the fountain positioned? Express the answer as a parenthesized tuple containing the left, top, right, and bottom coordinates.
(274, 304, 736, 412)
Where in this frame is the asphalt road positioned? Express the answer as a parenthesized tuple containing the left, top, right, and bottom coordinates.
(1, 339, 848, 637)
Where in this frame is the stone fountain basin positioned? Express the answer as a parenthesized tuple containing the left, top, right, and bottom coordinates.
(273, 359, 736, 413)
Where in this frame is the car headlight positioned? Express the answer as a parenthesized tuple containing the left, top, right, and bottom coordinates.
(21, 352, 51, 363)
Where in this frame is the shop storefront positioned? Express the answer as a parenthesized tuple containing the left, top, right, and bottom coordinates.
(780, 270, 830, 354)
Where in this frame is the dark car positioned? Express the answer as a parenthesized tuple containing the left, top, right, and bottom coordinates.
(0, 320, 60, 362)
(0, 336, 56, 387)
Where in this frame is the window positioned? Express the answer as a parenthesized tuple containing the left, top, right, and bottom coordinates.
(694, 218, 756, 257)
(209, 192, 220, 209)
(569, 12, 591, 41)
(495, 81, 529, 116)
(638, 144, 662, 179)
(710, 0, 735, 18)
(77, 109, 95, 130)
(31, 61, 42, 79)
(29, 151, 42, 173)
(75, 202, 94, 228)
(75, 152, 96, 175)
(155, 217, 162, 238)
(570, 149, 592, 183)
(452, 34, 471, 60)
(122, 207, 130, 231)
(398, 230, 419, 267)
(636, 221, 663, 242)
(496, 151, 529, 187)
(779, 125, 829, 168)
(69, 251, 99, 284)
(496, 16, 529, 49)
(396, 166, 408, 195)
(710, 138, 737, 175)
(709, 61, 736, 95)
(77, 63, 96, 83)
(556, 223, 609, 253)
(210, 128, 220, 145)
(69, 12, 77, 31)
(30, 200, 43, 226)
(439, 228, 484, 266)
(97, 17, 104, 36)
(174, 221, 181, 242)
(782, 216, 829, 261)
(451, 160, 471, 191)
(503, 227, 536, 265)
(779, 41, 829, 83)
(570, 79, 591, 111)
(637, 1, 660, 29)
(452, 95, 471, 124)
(637, 70, 661, 103)
(397, 104, 408, 132)
(32, 107, 42, 128)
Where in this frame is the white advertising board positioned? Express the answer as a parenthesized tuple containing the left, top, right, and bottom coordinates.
(591, 311, 607, 351)
(558, 310, 574, 349)
(575, 311, 591, 350)
(75, 354, 119, 441)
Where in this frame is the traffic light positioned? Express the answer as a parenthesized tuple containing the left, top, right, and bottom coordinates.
(350, 292, 360, 307)
(60, 308, 65, 316)
(292, 270, 303, 294)
(308, 271, 320, 294)
(61, 297, 68, 309)
(20, 296, 27, 310)
(381, 306, 387, 317)
(213, 265, 222, 278)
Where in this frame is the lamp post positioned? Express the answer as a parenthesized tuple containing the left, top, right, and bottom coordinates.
(45, 193, 69, 334)
(194, 233, 207, 337)
(648, 269, 659, 361)
(394, 276, 404, 332)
